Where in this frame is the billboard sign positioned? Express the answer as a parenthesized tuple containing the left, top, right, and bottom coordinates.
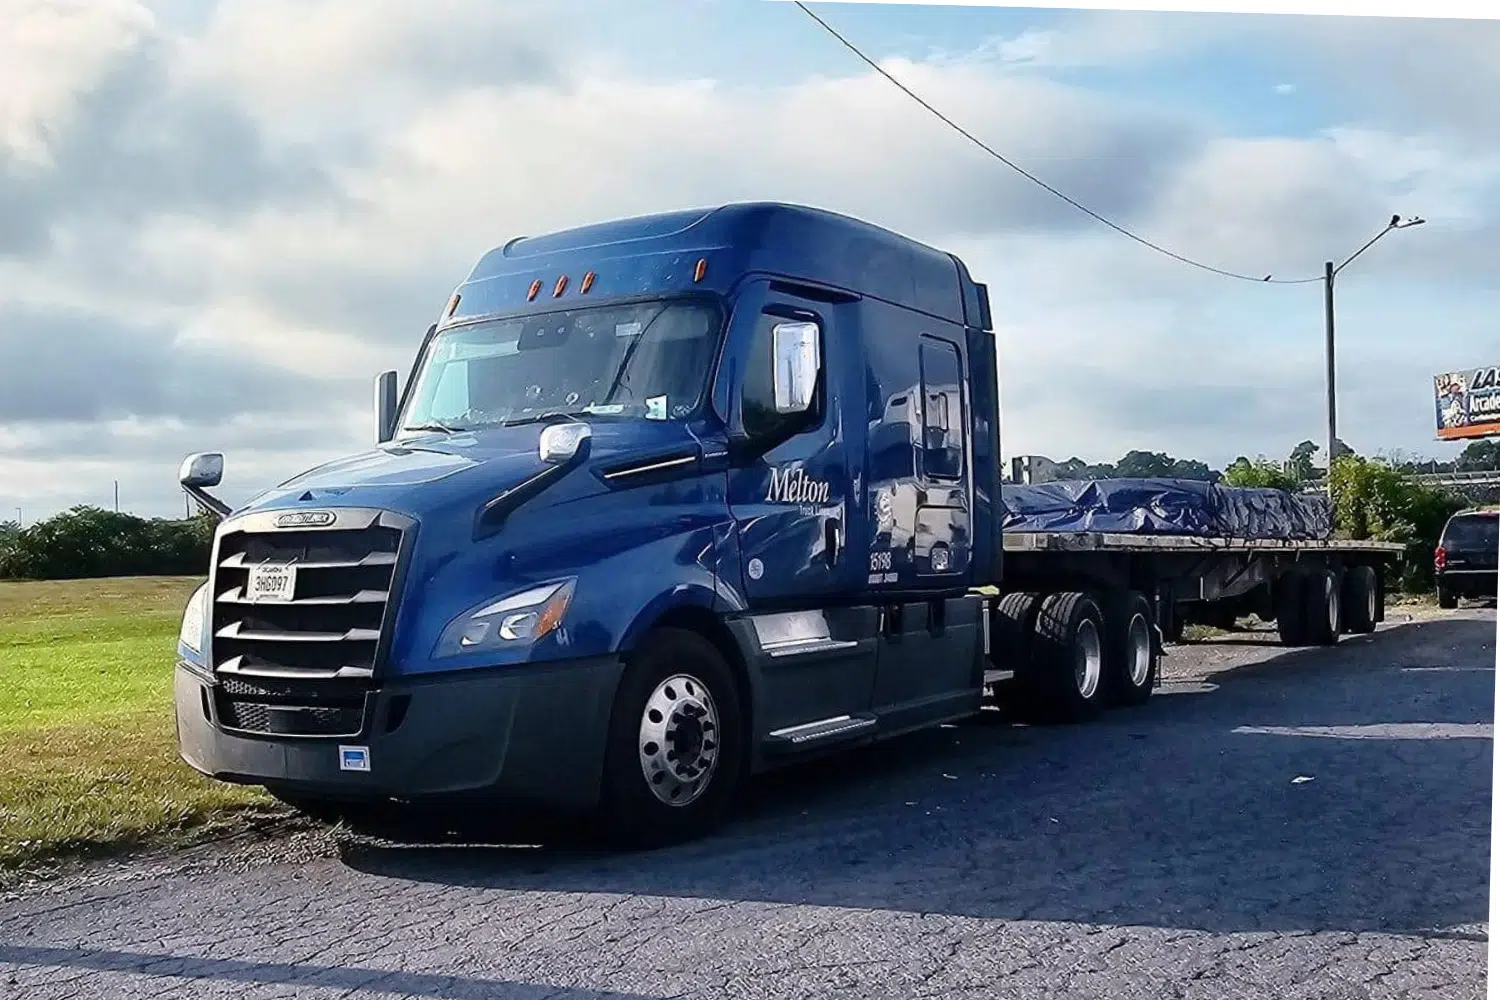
(1435, 364, 1500, 440)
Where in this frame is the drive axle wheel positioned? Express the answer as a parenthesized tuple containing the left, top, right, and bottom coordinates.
(1020, 591, 1106, 725)
(1105, 591, 1157, 707)
(600, 628, 744, 848)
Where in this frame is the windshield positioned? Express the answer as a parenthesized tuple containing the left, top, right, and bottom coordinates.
(399, 299, 723, 432)
(1443, 514, 1499, 550)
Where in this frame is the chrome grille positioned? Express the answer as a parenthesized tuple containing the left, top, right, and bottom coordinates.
(205, 507, 413, 739)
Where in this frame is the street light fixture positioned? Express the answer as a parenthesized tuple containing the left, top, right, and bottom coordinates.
(1324, 215, 1425, 478)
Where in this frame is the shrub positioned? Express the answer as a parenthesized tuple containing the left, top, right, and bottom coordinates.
(0, 506, 216, 581)
(1327, 455, 1465, 593)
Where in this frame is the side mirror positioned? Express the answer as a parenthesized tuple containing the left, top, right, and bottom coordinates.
(179, 452, 224, 488)
(375, 370, 399, 443)
(772, 321, 820, 415)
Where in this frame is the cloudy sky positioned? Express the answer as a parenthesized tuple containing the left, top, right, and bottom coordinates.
(2, 0, 1497, 521)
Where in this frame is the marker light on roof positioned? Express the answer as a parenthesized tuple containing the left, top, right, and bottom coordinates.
(527, 279, 542, 302)
(444, 293, 461, 317)
(553, 275, 569, 297)
(581, 271, 596, 294)
(694, 258, 707, 282)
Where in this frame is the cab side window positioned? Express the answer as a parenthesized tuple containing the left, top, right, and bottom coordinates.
(919, 338, 965, 481)
(742, 310, 820, 442)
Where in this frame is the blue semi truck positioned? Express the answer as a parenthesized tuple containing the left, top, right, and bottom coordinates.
(173, 202, 1405, 846)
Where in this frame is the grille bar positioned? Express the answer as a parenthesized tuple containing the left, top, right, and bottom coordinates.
(219, 551, 397, 571)
(216, 622, 382, 643)
(205, 506, 413, 739)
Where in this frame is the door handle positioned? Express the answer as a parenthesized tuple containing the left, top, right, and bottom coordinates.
(824, 518, 841, 567)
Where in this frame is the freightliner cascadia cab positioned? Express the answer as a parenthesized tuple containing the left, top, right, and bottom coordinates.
(174, 202, 1003, 845)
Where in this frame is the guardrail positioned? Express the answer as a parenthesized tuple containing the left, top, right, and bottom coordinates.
(1298, 469, 1500, 491)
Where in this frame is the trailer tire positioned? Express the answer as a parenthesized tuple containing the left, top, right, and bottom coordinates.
(1276, 571, 1309, 646)
(598, 627, 745, 849)
(1104, 591, 1157, 708)
(1021, 592, 1106, 724)
(1343, 565, 1379, 634)
(1304, 567, 1343, 646)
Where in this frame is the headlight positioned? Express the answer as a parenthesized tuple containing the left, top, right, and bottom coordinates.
(179, 583, 209, 654)
(433, 579, 576, 658)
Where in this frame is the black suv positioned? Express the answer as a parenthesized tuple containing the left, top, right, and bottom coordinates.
(1435, 509, 1498, 609)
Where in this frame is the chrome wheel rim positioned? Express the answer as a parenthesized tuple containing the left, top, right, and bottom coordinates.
(1074, 618, 1103, 700)
(638, 673, 720, 807)
(1126, 612, 1152, 687)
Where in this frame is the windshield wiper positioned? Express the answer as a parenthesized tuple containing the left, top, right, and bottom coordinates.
(500, 410, 594, 428)
(403, 420, 464, 435)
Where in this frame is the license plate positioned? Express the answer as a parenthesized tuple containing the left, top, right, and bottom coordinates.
(246, 563, 297, 603)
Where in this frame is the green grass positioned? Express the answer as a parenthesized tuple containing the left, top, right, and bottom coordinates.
(0, 577, 273, 874)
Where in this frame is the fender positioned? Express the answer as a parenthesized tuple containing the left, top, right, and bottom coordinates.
(616, 581, 721, 654)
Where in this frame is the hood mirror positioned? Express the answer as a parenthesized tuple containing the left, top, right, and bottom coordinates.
(179, 452, 224, 488)
(177, 452, 231, 521)
(539, 422, 592, 464)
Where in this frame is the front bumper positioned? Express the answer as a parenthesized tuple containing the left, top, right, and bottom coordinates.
(175, 657, 625, 809)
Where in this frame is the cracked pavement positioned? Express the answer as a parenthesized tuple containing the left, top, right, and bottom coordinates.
(0, 606, 1492, 998)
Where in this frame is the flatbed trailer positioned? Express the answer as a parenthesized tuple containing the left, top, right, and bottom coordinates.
(978, 530, 1407, 708)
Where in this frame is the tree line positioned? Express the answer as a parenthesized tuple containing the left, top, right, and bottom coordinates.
(0, 507, 216, 581)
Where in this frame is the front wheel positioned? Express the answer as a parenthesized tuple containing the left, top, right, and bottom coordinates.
(599, 628, 745, 848)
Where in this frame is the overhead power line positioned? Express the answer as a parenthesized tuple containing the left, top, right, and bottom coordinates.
(792, 1, 1327, 286)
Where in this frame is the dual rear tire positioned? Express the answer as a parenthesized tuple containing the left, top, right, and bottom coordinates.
(1000, 588, 1157, 724)
(1277, 564, 1379, 646)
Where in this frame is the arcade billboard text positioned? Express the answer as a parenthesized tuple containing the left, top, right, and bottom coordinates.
(1435, 363, 1500, 441)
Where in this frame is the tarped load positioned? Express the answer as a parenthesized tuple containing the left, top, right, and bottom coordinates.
(1000, 478, 1334, 541)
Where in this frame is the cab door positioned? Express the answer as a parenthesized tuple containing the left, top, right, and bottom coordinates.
(720, 280, 875, 735)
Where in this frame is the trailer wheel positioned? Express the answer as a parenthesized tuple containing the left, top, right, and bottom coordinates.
(1276, 571, 1308, 646)
(1021, 591, 1106, 724)
(1343, 565, 1379, 634)
(1105, 591, 1157, 707)
(599, 627, 745, 848)
(1304, 567, 1343, 646)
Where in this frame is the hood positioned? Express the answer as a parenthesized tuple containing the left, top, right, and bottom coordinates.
(235, 420, 709, 519)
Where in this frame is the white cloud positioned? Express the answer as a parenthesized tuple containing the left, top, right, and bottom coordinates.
(1, 4, 1497, 518)
(0, 0, 154, 164)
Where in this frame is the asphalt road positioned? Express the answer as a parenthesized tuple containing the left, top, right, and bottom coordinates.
(1, 605, 1493, 999)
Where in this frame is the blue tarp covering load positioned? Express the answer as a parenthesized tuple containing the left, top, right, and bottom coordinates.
(1000, 478, 1334, 541)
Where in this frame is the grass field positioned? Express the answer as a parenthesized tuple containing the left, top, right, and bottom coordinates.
(0, 577, 272, 874)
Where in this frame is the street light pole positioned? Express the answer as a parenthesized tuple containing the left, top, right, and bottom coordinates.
(1324, 259, 1336, 480)
(1322, 215, 1425, 479)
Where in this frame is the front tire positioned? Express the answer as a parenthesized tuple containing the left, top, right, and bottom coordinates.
(599, 628, 745, 849)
